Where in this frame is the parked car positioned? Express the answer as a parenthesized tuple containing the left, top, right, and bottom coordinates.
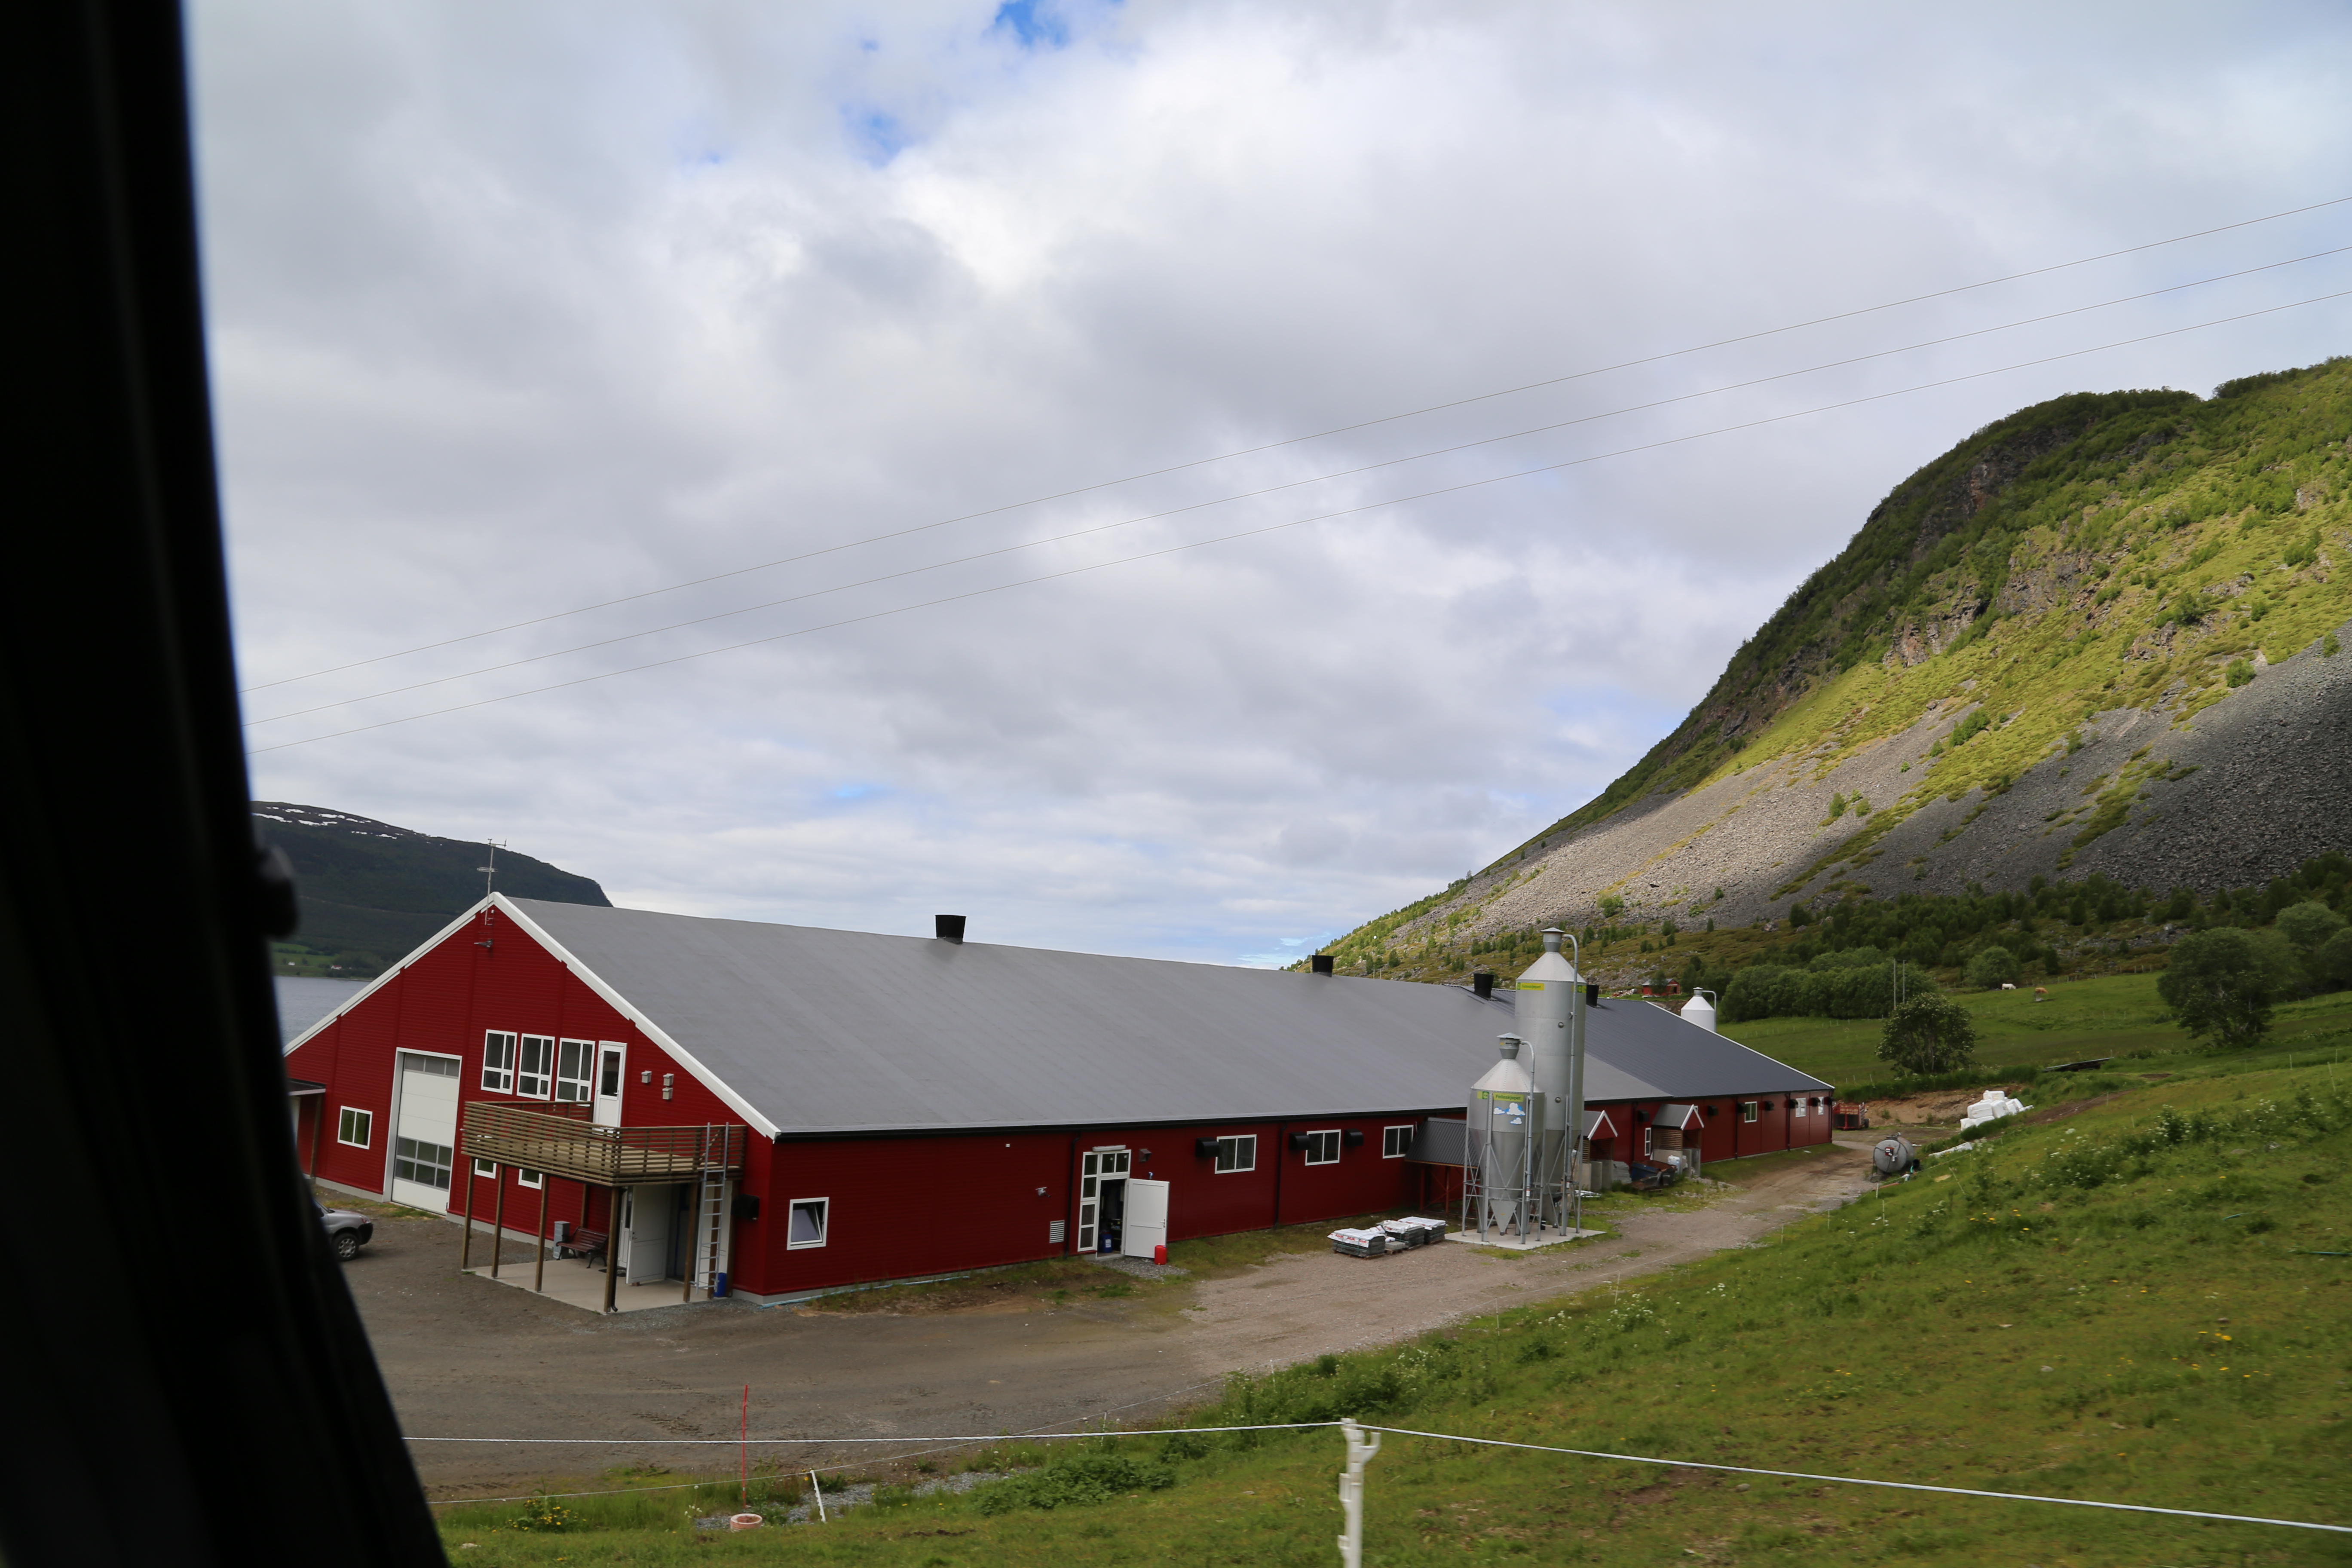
(318, 1201, 374, 1261)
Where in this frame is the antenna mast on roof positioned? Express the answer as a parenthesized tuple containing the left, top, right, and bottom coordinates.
(478, 840, 507, 900)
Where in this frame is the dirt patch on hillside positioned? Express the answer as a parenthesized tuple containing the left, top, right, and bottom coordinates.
(1847, 1086, 2033, 1129)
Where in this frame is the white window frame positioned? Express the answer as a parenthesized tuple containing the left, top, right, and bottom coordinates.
(517, 1167, 543, 1189)
(517, 1035, 554, 1099)
(1741, 1100, 1759, 1124)
(481, 1031, 516, 1093)
(1300, 1129, 1341, 1165)
(337, 1107, 373, 1148)
(1213, 1134, 1257, 1173)
(1792, 1097, 1808, 1120)
(786, 1197, 830, 1250)
(1381, 1124, 1415, 1159)
(394, 1135, 453, 1191)
(472, 1158, 498, 1179)
(555, 1038, 594, 1104)
(1641, 1126, 1654, 1158)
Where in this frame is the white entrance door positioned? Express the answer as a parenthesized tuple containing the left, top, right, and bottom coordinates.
(1121, 1179, 1170, 1259)
(1076, 1148, 1130, 1253)
(619, 1184, 674, 1282)
(593, 1043, 627, 1127)
(390, 1052, 459, 1212)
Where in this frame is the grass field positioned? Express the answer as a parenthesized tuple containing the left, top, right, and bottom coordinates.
(1722, 971, 2352, 1092)
(423, 1053, 2352, 1565)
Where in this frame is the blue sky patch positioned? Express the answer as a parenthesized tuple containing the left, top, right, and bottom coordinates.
(991, 0, 1069, 50)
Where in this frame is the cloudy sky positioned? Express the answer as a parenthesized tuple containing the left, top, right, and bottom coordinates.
(196, 0, 2352, 965)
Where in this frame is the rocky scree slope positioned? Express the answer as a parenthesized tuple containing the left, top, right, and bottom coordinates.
(1322, 358, 2352, 974)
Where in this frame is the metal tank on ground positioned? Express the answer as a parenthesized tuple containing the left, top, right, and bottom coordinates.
(1513, 928, 1587, 1232)
(1468, 1037, 1536, 1238)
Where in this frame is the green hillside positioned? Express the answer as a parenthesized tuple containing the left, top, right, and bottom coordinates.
(254, 802, 608, 977)
(1317, 355, 2352, 981)
(1532, 357, 2349, 854)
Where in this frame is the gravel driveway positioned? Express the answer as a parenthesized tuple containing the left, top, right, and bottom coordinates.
(348, 1141, 1874, 1495)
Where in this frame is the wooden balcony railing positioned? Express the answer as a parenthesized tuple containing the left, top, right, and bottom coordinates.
(459, 1100, 745, 1188)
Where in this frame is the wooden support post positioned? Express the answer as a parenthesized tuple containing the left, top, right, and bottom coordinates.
(460, 1173, 474, 1271)
(603, 1187, 620, 1314)
(490, 1172, 507, 1279)
(534, 1179, 550, 1292)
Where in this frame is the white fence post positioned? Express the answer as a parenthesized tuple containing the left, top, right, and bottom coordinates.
(1336, 1417, 1382, 1568)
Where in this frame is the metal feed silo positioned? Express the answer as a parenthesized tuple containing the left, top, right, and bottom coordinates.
(1469, 1037, 1536, 1240)
(1513, 929, 1586, 1227)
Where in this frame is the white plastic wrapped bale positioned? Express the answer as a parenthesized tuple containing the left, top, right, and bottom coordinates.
(1329, 1227, 1389, 1258)
(1959, 1089, 2030, 1131)
(1402, 1216, 1448, 1243)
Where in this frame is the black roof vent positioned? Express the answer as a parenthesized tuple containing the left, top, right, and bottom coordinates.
(1310, 953, 1334, 975)
(1472, 971, 1495, 999)
(935, 914, 966, 944)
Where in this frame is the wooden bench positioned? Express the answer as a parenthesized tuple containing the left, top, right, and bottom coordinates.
(556, 1228, 608, 1265)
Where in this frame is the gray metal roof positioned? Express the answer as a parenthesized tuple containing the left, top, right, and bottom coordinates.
(507, 900, 1832, 1137)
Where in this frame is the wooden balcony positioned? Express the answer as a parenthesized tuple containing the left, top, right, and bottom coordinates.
(459, 1100, 745, 1188)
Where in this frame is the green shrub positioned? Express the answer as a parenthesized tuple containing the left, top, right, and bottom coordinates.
(2156, 927, 2301, 1049)
(2276, 900, 2346, 951)
(2224, 658, 2255, 688)
(972, 1452, 1176, 1515)
(1878, 992, 1980, 1075)
(1965, 946, 2022, 989)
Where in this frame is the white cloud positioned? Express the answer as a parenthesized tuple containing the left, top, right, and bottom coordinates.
(197, 0, 2352, 964)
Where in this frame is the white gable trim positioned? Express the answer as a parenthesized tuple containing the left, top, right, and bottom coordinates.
(280, 900, 493, 1055)
(491, 894, 780, 1139)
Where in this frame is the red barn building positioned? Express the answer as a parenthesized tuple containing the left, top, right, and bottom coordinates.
(284, 897, 1831, 1308)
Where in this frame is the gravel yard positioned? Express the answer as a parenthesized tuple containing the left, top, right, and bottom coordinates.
(344, 1139, 1875, 1498)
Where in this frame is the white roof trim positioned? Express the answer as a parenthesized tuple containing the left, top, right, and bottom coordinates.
(280, 898, 493, 1055)
(491, 894, 781, 1139)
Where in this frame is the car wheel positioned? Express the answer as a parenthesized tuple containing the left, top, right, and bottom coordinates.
(332, 1230, 363, 1262)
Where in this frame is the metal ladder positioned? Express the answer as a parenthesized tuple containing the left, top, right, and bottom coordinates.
(689, 1127, 728, 1299)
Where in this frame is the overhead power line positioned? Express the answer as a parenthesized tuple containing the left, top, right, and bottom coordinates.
(245, 285, 2351, 755)
(240, 248, 2350, 730)
(238, 194, 2350, 695)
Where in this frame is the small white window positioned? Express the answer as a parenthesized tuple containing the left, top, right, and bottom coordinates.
(1213, 1135, 1257, 1173)
(555, 1039, 593, 1104)
(1641, 1126, 1654, 1158)
(1381, 1125, 1415, 1159)
(1300, 1129, 1341, 1165)
(481, 1032, 516, 1093)
(472, 1158, 498, 1179)
(1740, 1100, 1759, 1124)
(517, 1167, 543, 1189)
(517, 1035, 554, 1099)
(1791, 1097, 1808, 1120)
(337, 1107, 373, 1148)
(787, 1198, 829, 1249)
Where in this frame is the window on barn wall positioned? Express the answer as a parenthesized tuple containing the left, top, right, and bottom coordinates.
(555, 1039, 593, 1103)
(787, 1198, 828, 1249)
(1213, 1135, 1256, 1173)
(481, 1031, 515, 1093)
(1381, 1125, 1415, 1158)
(1300, 1130, 1341, 1164)
(517, 1168, 542, 1189)
(337, 1107, 372, 1148)
(394, 1136, 452, 1191)
(517, 1035, 554, 1099)
(1741, 1101, 1759, 1123)
(473, 1158, 496, 1179)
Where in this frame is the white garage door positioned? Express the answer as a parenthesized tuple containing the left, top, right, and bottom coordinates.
(390, 1053, 460, 1212)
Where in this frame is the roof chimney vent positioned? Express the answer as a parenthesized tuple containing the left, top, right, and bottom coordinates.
(935, 914, 966, 944)
(1310, 953, 1334, 975)
(1472, 971, 1495, 999)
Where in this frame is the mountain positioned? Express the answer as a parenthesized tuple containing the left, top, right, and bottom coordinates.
(1320, 356, 2352, 978)
(254, 802, 610, 977)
